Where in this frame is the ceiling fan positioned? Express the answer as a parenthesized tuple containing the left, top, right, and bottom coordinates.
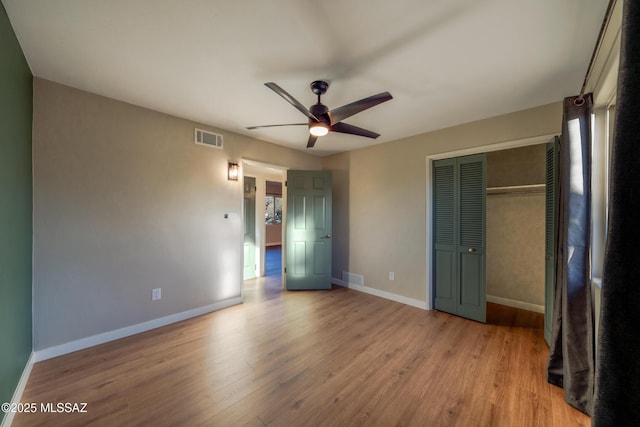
(247, 80, 392, 148)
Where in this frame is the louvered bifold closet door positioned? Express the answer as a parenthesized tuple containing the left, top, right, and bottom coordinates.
(433, 154, 486, 323)
(544, 137, 559, 345)
(458, 154, 486, 323)
(433, 158, 458, 314)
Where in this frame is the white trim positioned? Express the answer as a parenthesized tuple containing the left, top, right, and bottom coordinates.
(588, 0, 622, 106)
(32, 297, 242, 362)
(592, 277, 603, 289)
(427, 133, 557, 161)
(1, 353, 35, 427)
(333, 278, 428, 310)
(425, 156, 434, 310)
(486, 295, 544, 314)
(425, 133, 557, 311)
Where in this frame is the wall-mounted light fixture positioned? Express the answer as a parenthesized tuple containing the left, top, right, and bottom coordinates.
(228, 162, 239, 181)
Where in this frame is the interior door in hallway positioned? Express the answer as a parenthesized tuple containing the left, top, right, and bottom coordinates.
(285, 170, 332, 290)
(433, 154, 486, 323)
(243, 176, 256, 280)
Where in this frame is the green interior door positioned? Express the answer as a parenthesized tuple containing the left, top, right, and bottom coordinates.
(285, 170, 332, 290)
(243, 176, 256, 280)
(433, 154, 486, 323)
(544, 137, 559, 345)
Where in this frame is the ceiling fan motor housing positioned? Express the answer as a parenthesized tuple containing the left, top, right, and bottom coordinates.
(309, 103, 329, 124)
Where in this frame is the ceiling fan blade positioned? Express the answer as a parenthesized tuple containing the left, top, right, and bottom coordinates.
(307, 134, 318, 148)
(328, 92, 393, 125)
(330, 122, 380, 139)
(265, 82, 319, 121)
(246, 123, 307, 130)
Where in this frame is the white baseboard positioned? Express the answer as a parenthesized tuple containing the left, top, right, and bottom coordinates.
(333, 278, 428, 310)
(486, 295, 544, 313)
(1, 352, 35, 427)
(33, 297, 243, 362)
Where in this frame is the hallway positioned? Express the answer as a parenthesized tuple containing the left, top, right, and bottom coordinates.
(243, 245, 282, 303)
(265, 245, 281, 278)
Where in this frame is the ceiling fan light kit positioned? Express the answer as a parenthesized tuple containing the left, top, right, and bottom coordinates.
(247, 80, 392, 148)
(309, 122, 329, 136)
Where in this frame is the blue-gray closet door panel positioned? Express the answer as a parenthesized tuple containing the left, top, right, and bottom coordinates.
(433, 154, 486, 323)
(434, 159, 457, 313)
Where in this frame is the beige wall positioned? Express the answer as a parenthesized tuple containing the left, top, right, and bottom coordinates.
(323, 102, 561, 302)
(486, 193, 545, 306)
(486, 144, 546, 187)
(266, 224, 282, 246)
(33, 78, 321, 350)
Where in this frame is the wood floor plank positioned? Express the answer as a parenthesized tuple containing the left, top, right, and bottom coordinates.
(13, 281, 589, 426)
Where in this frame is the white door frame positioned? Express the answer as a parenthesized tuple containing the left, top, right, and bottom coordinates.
(425, 133, 557, 309)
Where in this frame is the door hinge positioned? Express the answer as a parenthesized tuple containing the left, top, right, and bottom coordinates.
(284, 267, 287, 273)
(285, 181, 287, 187)
(254, 186, 257, 191)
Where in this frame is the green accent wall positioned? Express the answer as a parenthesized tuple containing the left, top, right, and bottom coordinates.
(0, 2, 33, 413)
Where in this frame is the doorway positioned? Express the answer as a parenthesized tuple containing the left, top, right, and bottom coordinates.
(241, 160, 287, 299)
(265, 180, 283, 279)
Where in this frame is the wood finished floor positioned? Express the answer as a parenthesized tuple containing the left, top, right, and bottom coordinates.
(14, 278, 589, 426)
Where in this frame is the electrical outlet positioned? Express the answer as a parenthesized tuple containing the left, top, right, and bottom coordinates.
(389, 272, 395, 281)
(152, 288, 161, 301)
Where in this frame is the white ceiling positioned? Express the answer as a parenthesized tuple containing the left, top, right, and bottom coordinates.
(3, 0, 609, 156)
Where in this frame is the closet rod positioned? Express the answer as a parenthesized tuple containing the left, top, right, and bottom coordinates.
(486, 184, 545, 195)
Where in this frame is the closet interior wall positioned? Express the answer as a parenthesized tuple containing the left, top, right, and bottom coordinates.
(486, 144, 546, 310)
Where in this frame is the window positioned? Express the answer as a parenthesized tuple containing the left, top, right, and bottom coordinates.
(265, 180, 283, 225)
(265, 195, 282, 224)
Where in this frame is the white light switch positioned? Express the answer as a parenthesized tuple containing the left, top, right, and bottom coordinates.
(152, 288, 161, 301)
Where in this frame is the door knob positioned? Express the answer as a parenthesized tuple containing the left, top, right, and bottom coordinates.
(322, 234, 331, 238)
(468, 248, 475, 253)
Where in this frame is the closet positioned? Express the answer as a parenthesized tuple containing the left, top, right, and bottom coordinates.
(432, 144, 549, 324)
(485, 144, 547, 312)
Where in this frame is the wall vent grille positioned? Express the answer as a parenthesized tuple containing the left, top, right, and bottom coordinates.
(195, 128, 223, 149)
(342, 271, 365, 287)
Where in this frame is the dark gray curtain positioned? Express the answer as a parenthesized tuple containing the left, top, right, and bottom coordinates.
(593, 1, 640, 424)
(547, 94, 594, 415)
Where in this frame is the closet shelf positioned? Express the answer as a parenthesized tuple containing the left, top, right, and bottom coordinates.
(486, 184, 545, 195)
